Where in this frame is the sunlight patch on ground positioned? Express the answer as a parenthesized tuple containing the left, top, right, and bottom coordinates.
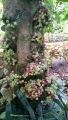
(45, 41, 68, 62)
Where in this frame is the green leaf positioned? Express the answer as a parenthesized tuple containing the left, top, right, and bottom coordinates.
(5, 102, 27, 120)
(63, 13, 68, 20)
(16, 90, 36, 120)
(0, 69, 4, 78)
(43, 115, 57, 120)
(55, 13, 60, 22)
(58, 0, 68, 2)
(0, 112, 5, 119)
(56, 89, 68, 100)
(5, 102, 13, 120)
(38, 116, 43, 120)
(58, 95, 67, 115)
(53, 98, 64, 110)
(14, 117, 27, 120)
(57, 79, 62, 89)
(43, 109, 62, 120)
(58, 116, 68, 120)
(36, 103, 43, 116)
(43, 118, 57, 120)
(58, 95, 67, 109)
(49, 102, 60, 112)
(0, 0, 2, 3)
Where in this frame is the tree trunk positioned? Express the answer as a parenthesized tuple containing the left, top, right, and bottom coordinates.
(2, 0, 39, 66)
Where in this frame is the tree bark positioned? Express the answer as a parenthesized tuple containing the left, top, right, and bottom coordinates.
(2, 0, 39, 65)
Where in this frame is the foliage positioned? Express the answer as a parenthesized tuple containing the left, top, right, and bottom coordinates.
(58, 0, 68, 2)
(0, 0, 2, 3)
(0, 0, 52, 99)
(0, 86, 68, 120)
(0, 1, 5, 48)
(20, 74, 57, 101)
(1, 20, 17, 65)
(0, 0, 68, 120)
(33, 7, 49, 30)
(43, 0, 68, 33)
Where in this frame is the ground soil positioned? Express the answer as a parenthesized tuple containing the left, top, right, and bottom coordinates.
(48, 58, 68, 96)
(48, 58, 68, 81)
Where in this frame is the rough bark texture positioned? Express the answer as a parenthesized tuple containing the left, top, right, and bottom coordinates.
(2, 0, 39, 65)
